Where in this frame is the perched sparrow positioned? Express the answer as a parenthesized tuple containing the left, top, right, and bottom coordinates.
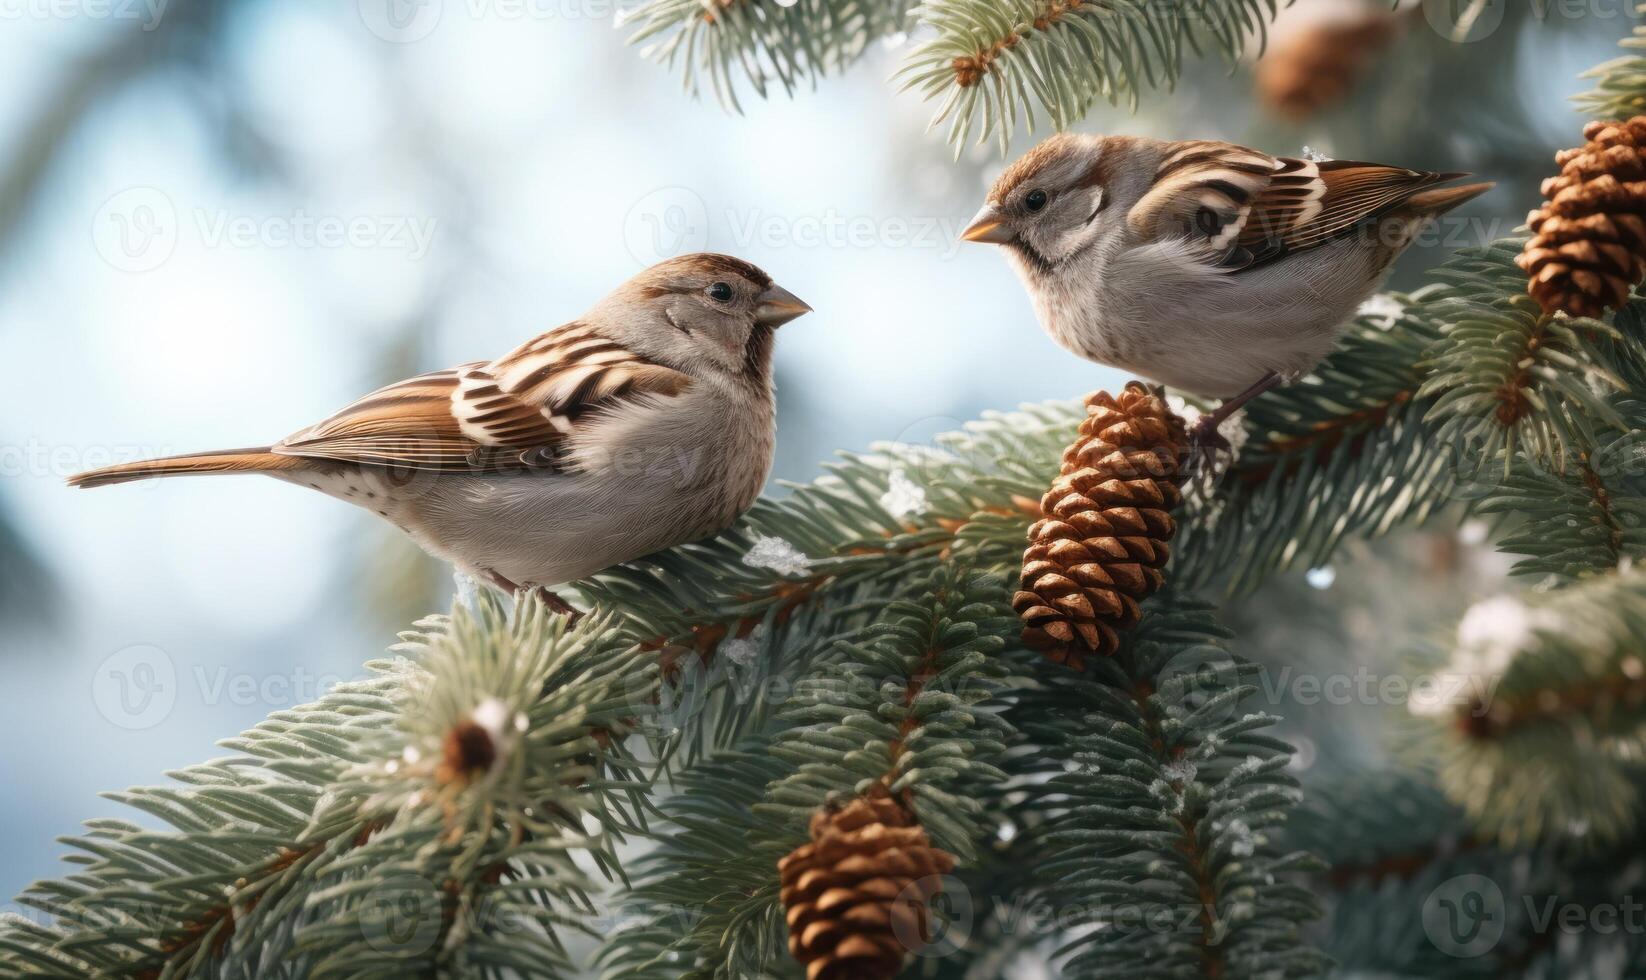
(70, 253, 811, 614)
(963, 134, 1493, 441)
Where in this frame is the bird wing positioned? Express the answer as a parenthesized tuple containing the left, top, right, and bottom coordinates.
(274, 323, 693, 472)
(1236, 157, 1463, 263)
(1130, 141, 1464, 271)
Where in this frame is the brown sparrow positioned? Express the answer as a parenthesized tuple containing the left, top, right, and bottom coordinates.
(962, 134, 1493, 443)
(69, 253, 811, 613)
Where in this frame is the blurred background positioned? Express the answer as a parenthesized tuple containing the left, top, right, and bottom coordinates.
(0, 0, 1628, 900)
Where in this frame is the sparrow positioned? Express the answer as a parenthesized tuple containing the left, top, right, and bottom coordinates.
(69, 253, 812, 615)
(962, 133, 1494, 444)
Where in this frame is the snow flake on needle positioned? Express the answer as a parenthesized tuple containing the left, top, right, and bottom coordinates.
(879, 469, 928, 519)
(721, 627, 764, 668)
(743, 534, 813, 577)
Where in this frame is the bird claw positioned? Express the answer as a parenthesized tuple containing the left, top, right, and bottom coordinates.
(531, 587, 584, 625)
(487, 570, 584, 625)
(1184, 416, 1232, 475)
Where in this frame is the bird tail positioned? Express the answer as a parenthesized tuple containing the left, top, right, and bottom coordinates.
(1403, 180, 1496, 216)
(68, 447, 303, 489)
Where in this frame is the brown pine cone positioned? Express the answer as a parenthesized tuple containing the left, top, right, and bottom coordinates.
(1517, 116, 1646, 318)
(778, 793, 956, 980)
(1015, 383, 1185, 670)
(1255, 11, 1398, 121)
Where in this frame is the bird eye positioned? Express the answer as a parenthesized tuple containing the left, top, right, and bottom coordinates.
(1196, 207, 1223, 235)
(707, 282, 733, 302)
(1024, 189, 1049, 212)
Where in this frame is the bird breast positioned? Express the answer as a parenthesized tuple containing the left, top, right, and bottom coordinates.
(413, 383, 774, 587)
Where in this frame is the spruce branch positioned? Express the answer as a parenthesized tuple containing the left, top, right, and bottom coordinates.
(593, 750, 798, 979)
(1176, 292, 1452, 596)
(756, 567, 1017, 856)
(1577, 2, 1646, 120)
(1, 594, 654, 979)
(896, 0, 1280, 154)
(1008, 595, 1328, 979)
(1175, 238, 1644, 598)
(596, 567, 1020, 977)
(1409, 570, 1646, 847)
(1291, 768, 1646, 976)
(1476, 398, 1646, 583)
(1419, 238, 1628, 472)
(622, 0, 908, 111)
(577, 419, 1059, 760)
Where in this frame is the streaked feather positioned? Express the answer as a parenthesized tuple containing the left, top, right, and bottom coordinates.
(274, 323, 693, 472)
(1132, 140, 1472, 272)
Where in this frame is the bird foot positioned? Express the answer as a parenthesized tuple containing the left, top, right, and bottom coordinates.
(530, 587, 584, 626)
(1184, 415, 1232, 475)
(480, 569, 584, 625)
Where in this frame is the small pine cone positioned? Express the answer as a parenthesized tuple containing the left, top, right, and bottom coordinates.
(436, 718, 497, 786)
(778, 793, 957, 980)
(1517, 116, 1646, 318)
(1255, 11, 1397, 121)
(1016, 383, 1185, 670)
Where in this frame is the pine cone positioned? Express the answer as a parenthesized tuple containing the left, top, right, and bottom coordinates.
(1255, 10, 1397, 121)
(778, 793, 956, 980)
(1014, 383, 1185, 670)
(1517, 116, 1646, 318)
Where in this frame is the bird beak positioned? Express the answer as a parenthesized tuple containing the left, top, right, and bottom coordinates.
(754, 284, 812, 327)
(961, 205, 1013, 244)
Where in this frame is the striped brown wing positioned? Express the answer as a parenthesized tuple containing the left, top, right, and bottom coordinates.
(1128, 140, 1280, 254)
(478, 322, 693, 436)
(275, 323, 693, 472)
(1132, 142, 1463, 271)
(1236, 158, 1464, 265)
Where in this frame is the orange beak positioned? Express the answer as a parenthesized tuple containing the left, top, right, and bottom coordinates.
(962, 205, 1013, 244)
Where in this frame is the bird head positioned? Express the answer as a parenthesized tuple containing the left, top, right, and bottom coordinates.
(963, 133, 1125, 274)
(600, 253, 811, 386)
